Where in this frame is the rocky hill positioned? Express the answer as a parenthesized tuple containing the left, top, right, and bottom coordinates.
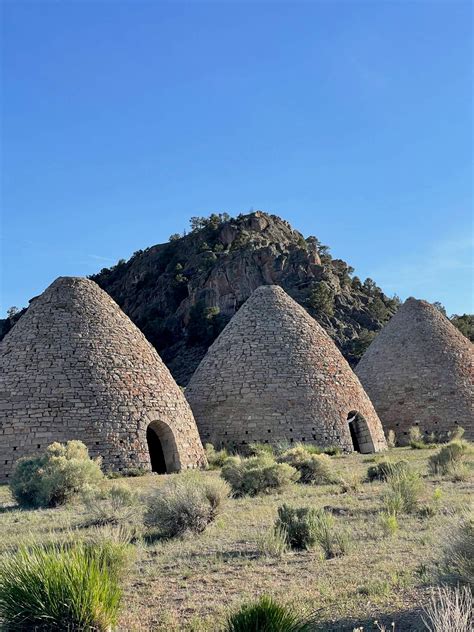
(2, 211, 402, 385)
(92, 211, 402, 384)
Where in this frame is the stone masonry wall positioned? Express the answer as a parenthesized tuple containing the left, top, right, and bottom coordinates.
(186, 285, 386, 453)
(356, 297, 473, 444)
(0, 277, 206, 482)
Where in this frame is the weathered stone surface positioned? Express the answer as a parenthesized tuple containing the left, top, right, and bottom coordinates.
(356, 297, 474, 443)
(0, 277, 206, 482)
(185, 285, 386, 453)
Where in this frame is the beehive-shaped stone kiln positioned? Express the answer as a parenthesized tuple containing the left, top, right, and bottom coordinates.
(356, 297, 473, 443)
(185, 285, 386, 453)
(0, 277, 206, 482)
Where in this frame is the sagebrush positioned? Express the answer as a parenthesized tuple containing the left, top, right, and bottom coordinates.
(10, 440, 103, 508)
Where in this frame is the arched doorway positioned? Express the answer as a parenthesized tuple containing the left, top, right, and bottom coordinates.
(347, 411, 375, 454)
(146, 420, 180, 473)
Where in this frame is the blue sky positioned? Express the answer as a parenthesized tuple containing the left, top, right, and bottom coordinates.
(1, 1, 472, 317)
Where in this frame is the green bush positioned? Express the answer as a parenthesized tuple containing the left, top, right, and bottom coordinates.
(277, 448, 337, 485)
(205, 443, 229, 469)
(383, 468, 423, 515)
(221, 455, 299, 497)
(275, 505, 348, 557)
(0, 541, 126, 631)
(428, 441, 471, 477)
(82, 484, 139, 528)
(144, 472, 230, 538)
(10, 440, 103, 509)
(366, 459, 409, 482)
(224, 595, 316, 632)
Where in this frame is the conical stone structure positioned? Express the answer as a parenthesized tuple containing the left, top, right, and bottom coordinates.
(356, 297, 474, 443)
(0, 277, 206, 482)
(185, 285, 386, 453)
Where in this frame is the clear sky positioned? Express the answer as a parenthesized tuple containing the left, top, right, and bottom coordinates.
(1, 1, 472, 317)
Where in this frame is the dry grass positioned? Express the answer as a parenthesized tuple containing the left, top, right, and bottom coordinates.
(0, 447, 472, 631)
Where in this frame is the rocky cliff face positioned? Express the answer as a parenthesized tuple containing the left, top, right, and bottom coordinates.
(2, 212, 400, 385)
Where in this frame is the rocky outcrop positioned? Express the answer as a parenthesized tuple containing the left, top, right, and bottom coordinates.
(2, 212, 400, 385)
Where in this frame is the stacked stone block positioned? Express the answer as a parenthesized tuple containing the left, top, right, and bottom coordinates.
(185, 285, 386, 453)
(356, 297, 474, 443)
(0, 277, 206, 482)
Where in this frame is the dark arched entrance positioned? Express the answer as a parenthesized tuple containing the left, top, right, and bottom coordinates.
(146, 420, 180, 473)
(347, 411, 375, 454)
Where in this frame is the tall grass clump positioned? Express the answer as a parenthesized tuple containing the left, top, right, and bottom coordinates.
(275, 505, 349, 557)
(221, 455, 299, 497)
(422, 585, 473, 632)
(367, 459, 409, 482)
(224, 595, 316, 632)
(277, 447, 337, 485)
(257, 526, 289, 559)
(82, 484, 139, 527)
(0, 540, 127, 631)
(428, 441, 472, 479)
(379, 512, 399, 538)
(144, 472, 230, 538)
(382, 468, 423, 515)
(438, 513, 474, 588)
(10, 440, 103, 509)
(204, 443, 229, 469)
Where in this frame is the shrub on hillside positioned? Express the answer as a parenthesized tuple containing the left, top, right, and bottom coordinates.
(382, 468, 424, 515)
(0, 541, 127, 631)
(224, 595, 316, 632)
(221, 455, 299, 497)
(10, 440, 103, 509)
(144, 472, 230, 538)
(366, 459, 409, 482)
(277, 447, 337, 485)
(428, 441, 472, 477)
(275, 505, 349, 557)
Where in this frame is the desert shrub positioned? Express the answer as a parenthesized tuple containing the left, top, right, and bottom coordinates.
(428, 441, 471, 477)
(439, 513, 474, 588)
(221, 455, 299, 497)
(0, 540, 126, 631)
(275, 505, 319, 551)
(387, 429, 396, 448)
(339, 472, 362, 494)
(257, 526, 288, 559)
(224, 595, 316, 632)
(367, 459, 409, 482)
(422, 585, 473, 632)
(275, 505, 348, 557)
(382, 468, 423, 515)
(205, 443, 229, 469)
(409, 425, 423, 443)
(277, 448, 337, 485)
(379, 512, 399, 537)
(244, 442, 275, 458)
(10, 440, 103, 509)
(144, 472, 230, 538)
(82, 484, 139, 527)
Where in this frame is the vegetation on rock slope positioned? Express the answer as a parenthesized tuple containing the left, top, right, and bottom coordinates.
(89, 211, 400, 384)
(2, 211, 471, 384)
